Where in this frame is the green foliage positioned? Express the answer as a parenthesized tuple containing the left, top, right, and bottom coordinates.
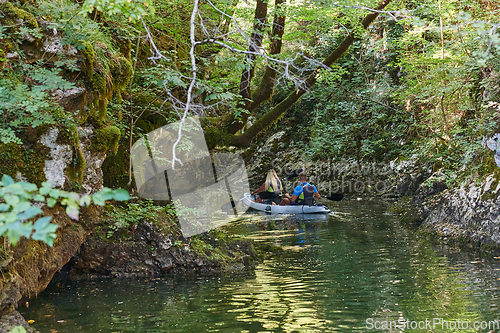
(34, 0, 115, 47)
(0, 62, 77, 144)
(8, 326, 26, 333)
(104, 200, 175, 238)
(0, 1, 38, 29)
(0, 174, 130, 246)
(0, 48, 5, 69)
(80, 0, 154, 21)
(281, 0, 500, 186)
(189, 236, 213, 254)
(30, 0, 133, 119)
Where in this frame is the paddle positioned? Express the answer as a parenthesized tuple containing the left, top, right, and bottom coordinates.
(325, 193, 344, 201)
(221, 169, 303, 213)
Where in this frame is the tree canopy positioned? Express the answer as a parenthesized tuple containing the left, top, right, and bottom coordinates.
(1, 0, 500, 189)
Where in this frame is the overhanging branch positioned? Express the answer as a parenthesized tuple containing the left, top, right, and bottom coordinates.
(230, 0, 394, 147)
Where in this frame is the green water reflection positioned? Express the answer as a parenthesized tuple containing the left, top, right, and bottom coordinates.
(22, 200, 500, 332)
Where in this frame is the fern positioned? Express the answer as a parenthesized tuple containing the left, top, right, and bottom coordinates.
(0, 63, 76, 144)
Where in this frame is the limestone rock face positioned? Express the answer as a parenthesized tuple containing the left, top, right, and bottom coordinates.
(43, 36, 78, 55)
(484, 133, 500, 167)
(40, 128, 72, 188)
(39, 126, 106, 193)
(79, 126, 106, 194)
(419, 176, 500, 251)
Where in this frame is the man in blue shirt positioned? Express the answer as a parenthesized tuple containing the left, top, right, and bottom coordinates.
(281, 172, 321, 205)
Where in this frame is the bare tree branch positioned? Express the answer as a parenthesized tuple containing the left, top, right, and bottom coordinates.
(171, 0, 200, 169)
(229, 0, 394, 148)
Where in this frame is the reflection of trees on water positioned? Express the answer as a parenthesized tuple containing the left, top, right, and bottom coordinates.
(224, 262, 331, 332)
(24, 201, 500, 332)
(233, 202, 493, 331)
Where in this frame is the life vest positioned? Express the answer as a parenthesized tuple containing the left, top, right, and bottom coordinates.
(297, 184, 315, 205)
(258, 182, 281, 200)
(267, 182, 281, 196)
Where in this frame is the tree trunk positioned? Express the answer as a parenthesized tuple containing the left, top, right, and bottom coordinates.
(229, 0, 393, 147)
(226, 0, 286, 134)
(239, 0, 268, 109)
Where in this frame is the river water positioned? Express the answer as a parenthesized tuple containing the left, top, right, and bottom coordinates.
(21, 200, 500, 332)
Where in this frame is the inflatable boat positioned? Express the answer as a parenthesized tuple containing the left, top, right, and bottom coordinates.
(241, 193, 331, 214)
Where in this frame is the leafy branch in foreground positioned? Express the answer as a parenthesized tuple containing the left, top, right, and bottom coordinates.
(0, 174, 130, 246)
(80, 0, 154, 21)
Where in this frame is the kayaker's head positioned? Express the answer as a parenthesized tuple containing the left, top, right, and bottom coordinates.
(299, 172, 307, 182)
(265, 169, 280, 191)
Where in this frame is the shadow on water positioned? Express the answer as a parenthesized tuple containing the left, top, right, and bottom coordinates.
(21, 200, 500, 332)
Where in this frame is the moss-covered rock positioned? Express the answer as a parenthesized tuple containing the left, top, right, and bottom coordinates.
(91, 126, 121, 153)
(118, 38, 132, 60)
(67, 145, 86, 185)
(102, 143, 129, 188)
(80, 40, 95, 79)
(0, 204, 103, 318)
(203, 125, 233, 149)
(83, 45, 133, 123)
(69, 220, 260, 278)
(0, 141, 49, 186)
(111, 56, 133, 91)
(0, 2, 38, 29)
(90, 61, 109, 96)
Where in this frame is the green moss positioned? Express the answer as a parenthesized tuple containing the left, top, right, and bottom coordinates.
(89, 54, 132, 121)
(0, 2, 38, 29)
(80, 40, 95, 78)
(203, 126, 233, 149)
(55, 125, 86, 185)
(0, 141, 48, 186)
(0, 143, 23, 179)
(0, 40, 13, 53)
(23, 142, 49, 186)
(91, 126, 121, 152)
(56, 124, 78, 146)
(85, 98, 108, 125)
(117, 37, 132, 60)
(102, 144, 129, 188)
(90, 62, 108, 95)
(110, 56, 133, 91)
(78, 108, 89, 125)
(81, 41, 134, 123)
(190, 237, 214, 255)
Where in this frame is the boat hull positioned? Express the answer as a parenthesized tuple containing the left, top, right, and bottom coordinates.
(241, 193, 331, 214)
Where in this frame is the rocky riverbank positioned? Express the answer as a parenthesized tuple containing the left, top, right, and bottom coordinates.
(0, 205, 103, 333)
(393, 175, 500, 254)
(68, 219, 261, 279)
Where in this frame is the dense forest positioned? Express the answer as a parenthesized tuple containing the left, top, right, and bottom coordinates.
(1, 0, 499, 185)
(0, 0, 499, 252)
(1, 0, 500, 331)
